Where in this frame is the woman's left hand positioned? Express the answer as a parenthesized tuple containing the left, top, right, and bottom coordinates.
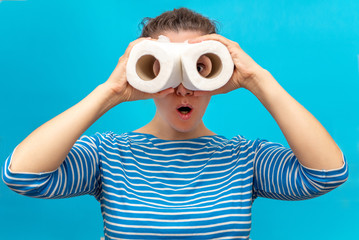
(188, 34, 268, 96)
(189, 34, 344, 171)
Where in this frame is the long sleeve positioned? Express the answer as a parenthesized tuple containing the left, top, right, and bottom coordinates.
(2, 135, 102, 201)
(252, 139, 349, 201)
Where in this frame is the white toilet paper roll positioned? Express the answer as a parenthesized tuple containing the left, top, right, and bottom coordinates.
(126, 36, 234, 93)
(181, 40, 234, 91)
(125, 39, 184, 93)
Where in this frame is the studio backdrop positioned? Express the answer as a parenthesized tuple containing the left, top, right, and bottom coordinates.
(0, 0, 358, 239)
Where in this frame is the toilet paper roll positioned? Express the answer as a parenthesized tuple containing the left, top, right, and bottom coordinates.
(181, 40, 234, 91)
(126, 37, 184, 93)
(126, 36, 234, 93)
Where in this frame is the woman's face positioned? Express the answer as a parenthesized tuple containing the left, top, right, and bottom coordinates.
(152, 30, 212, 134)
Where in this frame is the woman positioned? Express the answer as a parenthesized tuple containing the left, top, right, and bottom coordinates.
(2, 8, 348, 240)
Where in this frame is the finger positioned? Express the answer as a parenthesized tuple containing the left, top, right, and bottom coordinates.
(114, 37, 152, 74)
(193, 87, 226, 97)
(194, 79, 239, 97)
(158, 87, 175, 96)
(153, 88, 175, 98)
(123, 37, 151, 58)
(187, 33, 220, 43)
(129, 87, 153, 101)
(139, 92, 154, 100)
(188, 34, 232, 46)
(189, 34, 243, 56)
(193, 90, 213, 97)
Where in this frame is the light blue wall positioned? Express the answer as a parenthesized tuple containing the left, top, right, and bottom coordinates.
(0, 0, 358, 239)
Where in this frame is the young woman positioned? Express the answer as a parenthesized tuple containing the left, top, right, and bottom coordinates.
(2, 8, 348, 240)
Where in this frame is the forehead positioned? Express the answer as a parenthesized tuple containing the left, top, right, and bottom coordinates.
(159, 30, 204, 43)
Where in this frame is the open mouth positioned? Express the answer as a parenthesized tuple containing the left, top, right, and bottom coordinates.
(177, 106, 192, 115)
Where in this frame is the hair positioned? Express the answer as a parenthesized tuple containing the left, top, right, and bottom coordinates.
(139, 8, 219, 38)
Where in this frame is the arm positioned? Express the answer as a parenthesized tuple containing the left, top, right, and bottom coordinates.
(9, 83, 117, 173)
(251, 139, 348, 200)
(247, 69, 344, 170)
(8, 37, 172, 174)
(189, 34, 344, 170)
(3, 135, 102, 199)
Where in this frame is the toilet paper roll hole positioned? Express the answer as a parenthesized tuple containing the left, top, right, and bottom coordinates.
(135, 55, 159, 81)
(197, 53, 222, 79)
(135, 53, 223, 81)
(196, 54, 212, 77)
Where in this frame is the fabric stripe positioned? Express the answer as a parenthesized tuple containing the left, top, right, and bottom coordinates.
(2, 132, 348, 240)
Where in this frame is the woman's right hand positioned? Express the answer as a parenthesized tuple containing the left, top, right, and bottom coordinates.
(103, 37, 175, 106)
(8, 37, 176, 174)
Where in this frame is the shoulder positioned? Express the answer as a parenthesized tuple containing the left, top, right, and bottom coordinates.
(224, 135, 288, 159)
(226, 134, 258, 148)
(210, 134, 260, 157)
(80, 131, 132, 148)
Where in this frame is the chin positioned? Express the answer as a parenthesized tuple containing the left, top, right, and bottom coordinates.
(171, 122, 199, 134)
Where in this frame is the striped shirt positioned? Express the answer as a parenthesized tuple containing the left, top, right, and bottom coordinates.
(2, 132, 348, 239)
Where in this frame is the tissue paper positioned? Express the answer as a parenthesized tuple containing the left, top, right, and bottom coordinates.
(126, 35, 234, 93)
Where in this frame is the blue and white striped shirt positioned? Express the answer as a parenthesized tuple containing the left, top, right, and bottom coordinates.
(2, 132, 348, 239)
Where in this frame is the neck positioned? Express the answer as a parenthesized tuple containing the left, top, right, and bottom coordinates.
(134, 112, 216, 140)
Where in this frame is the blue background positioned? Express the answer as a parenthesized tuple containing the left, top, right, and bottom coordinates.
(0, 0, 358, 239)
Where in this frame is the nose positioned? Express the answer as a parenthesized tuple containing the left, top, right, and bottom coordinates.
(175, 84, 194, 96)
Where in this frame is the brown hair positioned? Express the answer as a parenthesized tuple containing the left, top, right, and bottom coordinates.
(139, 8, 219, 38)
